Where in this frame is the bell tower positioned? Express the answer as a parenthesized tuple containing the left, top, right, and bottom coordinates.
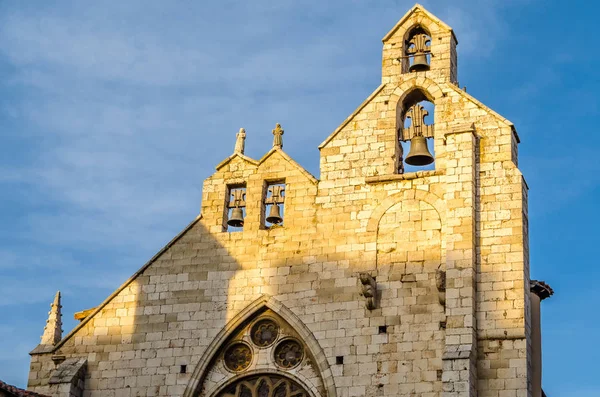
(382, 4, 458, 85)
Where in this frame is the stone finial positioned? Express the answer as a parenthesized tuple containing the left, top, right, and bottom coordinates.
(234, 128, 246, 154)
(272, 123, 284, 149)
(41, 291, 63, 346)
(359, 273, 377, 310)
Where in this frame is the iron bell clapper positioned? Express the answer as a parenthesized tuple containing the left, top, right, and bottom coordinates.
(404, 135, 434, 166)
(227, 207, 244, 227)
(266, 204, 283, 225)
(409, 52, 430, 72)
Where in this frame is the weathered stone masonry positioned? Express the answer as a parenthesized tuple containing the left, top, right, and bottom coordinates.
(27, 4, 552, 397)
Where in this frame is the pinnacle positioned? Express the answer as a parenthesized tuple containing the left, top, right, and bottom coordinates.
(40, 291, 63, 346)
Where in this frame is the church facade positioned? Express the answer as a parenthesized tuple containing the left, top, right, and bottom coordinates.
(27, 4, 553, 397)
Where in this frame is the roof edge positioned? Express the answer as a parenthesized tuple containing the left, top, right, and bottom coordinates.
(215, 153, 259, 171)
(318, 84, 386, 149)
(258, 148, 318, 185)
(448, 83, 516, 131)
(38, 214, 204, 353)
(382, 3, 456, 43)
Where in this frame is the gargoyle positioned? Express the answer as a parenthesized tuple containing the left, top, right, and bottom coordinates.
(435, 269, 446, 306)
(359, 273, 377, 310)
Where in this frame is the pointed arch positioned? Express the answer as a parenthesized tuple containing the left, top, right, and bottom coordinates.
(183, 294, 336, 397)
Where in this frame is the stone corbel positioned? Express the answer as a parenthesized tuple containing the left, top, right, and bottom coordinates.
(359, 273, 377, 310)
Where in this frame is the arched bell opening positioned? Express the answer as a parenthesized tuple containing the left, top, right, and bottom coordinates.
(395, 89, 435, 174)
(404, 25, 432, 73)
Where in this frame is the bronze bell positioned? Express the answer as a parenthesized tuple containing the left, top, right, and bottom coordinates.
(227, 207, 244, 227)
(266, 204, 283, 225)
(409, 53, 430, 72)
(405, 135, 434, 166)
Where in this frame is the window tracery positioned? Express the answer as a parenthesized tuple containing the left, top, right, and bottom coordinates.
(199, 309, 321, 397)
(274, 340, 304, 369)
(224, 343, 253, 372)
(218, 375, 309, 397)
(251, 319, 280, 348)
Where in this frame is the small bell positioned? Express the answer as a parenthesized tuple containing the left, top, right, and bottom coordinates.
(266, 204, 283, 225)
(404, 135, 434, 166)
(227, 207, 245, 227)
(409, 52, 430, 72)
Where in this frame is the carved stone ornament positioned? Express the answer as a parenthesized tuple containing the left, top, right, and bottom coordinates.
(234, 128, 246, 154)
(359, 273, 377, 310)
(251, 319, 279, 348)
(435, 269, 446, 306)
(272, 123, 284, 149)
(217, 374, 309, 397)
(274, 339, 304, 369)
(224, 342, 253, 372)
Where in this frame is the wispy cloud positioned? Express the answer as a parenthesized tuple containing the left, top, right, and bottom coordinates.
(0, 0, 540, 387)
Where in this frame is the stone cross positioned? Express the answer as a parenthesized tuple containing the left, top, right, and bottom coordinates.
(272, 123, 284, 149)
(234, 128, 246, 154)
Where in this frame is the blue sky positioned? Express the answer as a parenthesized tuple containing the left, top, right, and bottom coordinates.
(0, 0, 597, 395)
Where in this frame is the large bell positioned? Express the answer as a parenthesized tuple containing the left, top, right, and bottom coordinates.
(409, 53, 430, 72)
(404, 135, 434, 166)
(266, 204, 283, 225)
(227, 207, 244, 227)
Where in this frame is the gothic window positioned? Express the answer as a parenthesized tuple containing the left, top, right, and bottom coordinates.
(197, 309, 320, 397)
(405, 26, 431, 73)
(396, 89, 435, 173)
(217, 374, 309, 397)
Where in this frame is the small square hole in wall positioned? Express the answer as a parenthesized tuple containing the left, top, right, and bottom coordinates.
(378, 325, 388, 334)
(180, 365, 187, 374)
(437, 370, 443, 380)
(439, 321, 446, 330)
(336, 356, 344, 365)
(264, 181, 285, 228)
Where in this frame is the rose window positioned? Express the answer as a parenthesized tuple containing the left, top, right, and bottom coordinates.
(224, 343, 253, 372)
(273, 339, 304, 369)
(251, 319, 279, 348)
